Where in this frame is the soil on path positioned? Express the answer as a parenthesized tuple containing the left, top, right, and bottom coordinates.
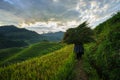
(73, 60, 88, 80)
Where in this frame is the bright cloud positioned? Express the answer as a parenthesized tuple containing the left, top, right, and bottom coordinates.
(53, 0, 59, 2)
(21, 20, 79, 34)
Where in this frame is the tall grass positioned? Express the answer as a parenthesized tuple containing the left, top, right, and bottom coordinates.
(0, 45, 75, 80)
(83, 12, 120, 80)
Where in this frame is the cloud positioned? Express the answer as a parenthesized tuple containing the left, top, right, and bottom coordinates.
(53, 0, 59, 2)
(0, 0, 120, 33)
(4, 0, 14, 4)
(76, 0, 120, 26)
(22, 20, 79, 34)
(0, 9, 23, 26)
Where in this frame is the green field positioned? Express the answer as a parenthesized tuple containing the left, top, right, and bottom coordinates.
(0, 42, 65, 67)
(0, 48, 23, 63)
(0, 44, 75, 80)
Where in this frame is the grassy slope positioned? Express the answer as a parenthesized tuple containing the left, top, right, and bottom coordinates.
(0, 45, 75, 80)
(0, 42, 65, 67)
(83, 12, 120, 80)
(0, 48, 23, 63)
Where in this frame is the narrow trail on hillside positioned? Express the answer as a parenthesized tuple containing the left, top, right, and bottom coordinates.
(73, 60, 88, 80)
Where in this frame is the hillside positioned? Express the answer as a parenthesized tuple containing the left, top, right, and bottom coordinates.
(0, 42, 64, 67)
(83, 12, 120, 80)
(0, 25, 45, 44)
(0, 33, 28, 49)
(0, 44, 75, 80)
(0, 47, 23, 64)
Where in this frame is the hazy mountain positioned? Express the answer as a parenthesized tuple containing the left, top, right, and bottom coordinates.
(41, 31, 64, 41)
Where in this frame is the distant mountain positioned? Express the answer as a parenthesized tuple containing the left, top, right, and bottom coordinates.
(0, 25, 45, 43)
(41, 31, 64, 41)
(0, 25, 64, 49)
(0, 25, 45, 49)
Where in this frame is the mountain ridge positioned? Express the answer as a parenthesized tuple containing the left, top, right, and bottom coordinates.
(0, 25, 64, 49)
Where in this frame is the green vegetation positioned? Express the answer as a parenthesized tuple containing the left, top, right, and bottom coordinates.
(0, 48, 23, 63)
(0, 45, 75, 80)
(83, 12, 120, 80)
(0, 32, 28, 49)
(63, 21, 94, 44)
(0, 42, 64, 67)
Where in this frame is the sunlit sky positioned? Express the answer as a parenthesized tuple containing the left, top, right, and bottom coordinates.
(0, 0, 120, 34)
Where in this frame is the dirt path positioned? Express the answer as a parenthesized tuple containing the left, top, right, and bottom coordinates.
(73, 60, 88, 80)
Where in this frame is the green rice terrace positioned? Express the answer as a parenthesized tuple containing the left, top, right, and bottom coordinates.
(0, 42, 65, 67)
(0, 43, 75, 80)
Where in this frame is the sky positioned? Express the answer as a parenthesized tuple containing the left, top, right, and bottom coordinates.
(0, 0, 120, 34)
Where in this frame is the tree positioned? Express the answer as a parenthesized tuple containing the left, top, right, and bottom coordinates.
(63, 21, 94, 59)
